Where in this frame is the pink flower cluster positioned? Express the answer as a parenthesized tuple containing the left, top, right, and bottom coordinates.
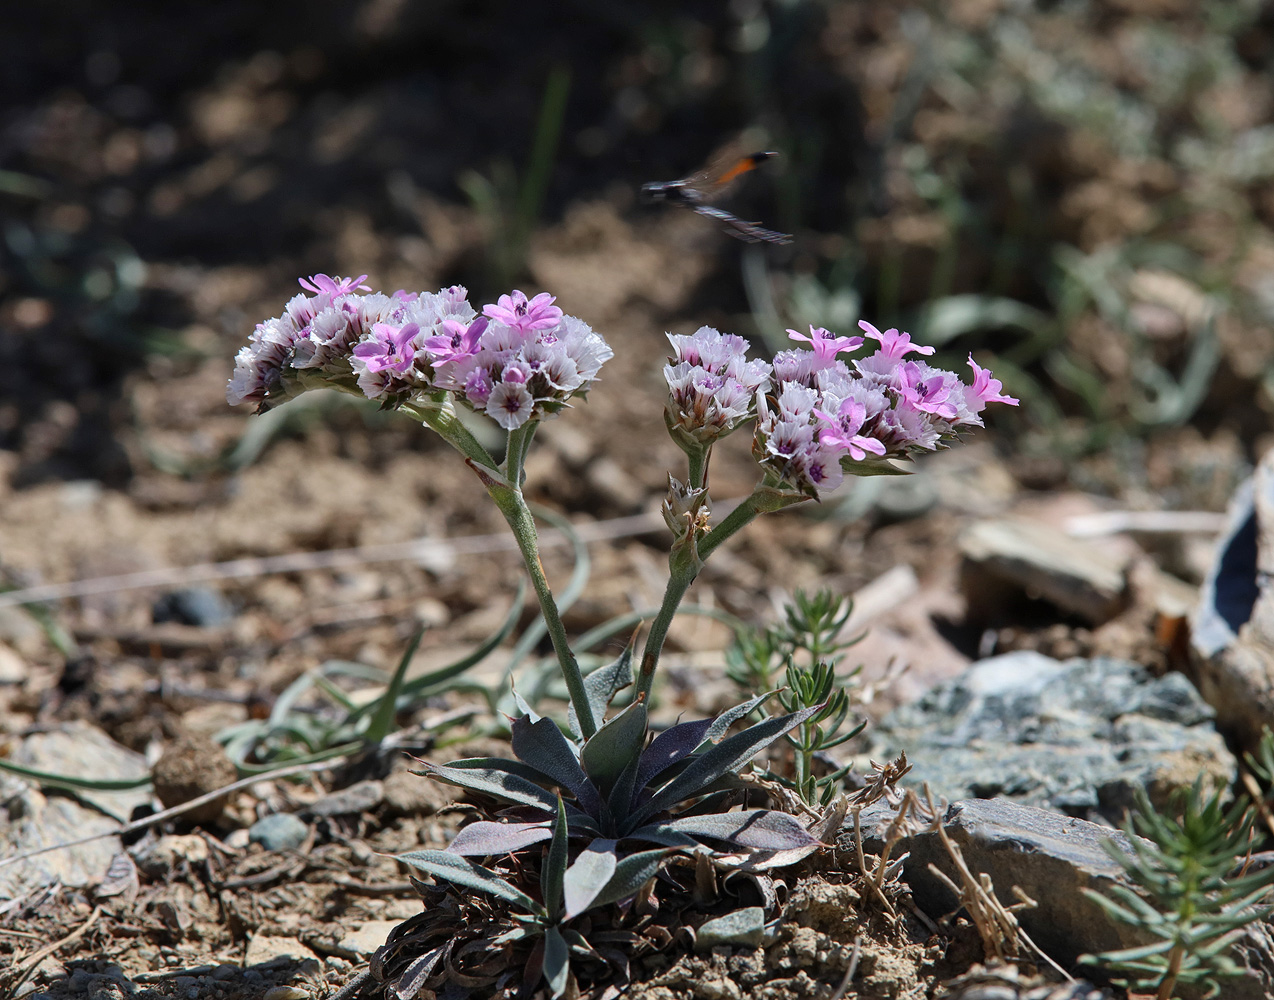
(663, 321, 1017, 497)
(664, 327, 773, 444)
(228, 279, 612, 430)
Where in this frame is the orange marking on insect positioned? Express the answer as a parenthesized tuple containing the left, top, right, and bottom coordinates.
(713, 153, 770, 187)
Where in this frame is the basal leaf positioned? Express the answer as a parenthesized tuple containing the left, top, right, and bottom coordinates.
(703, 692, 772, 744)
(662, 809, 821, 850)
(419, 761, 558, 812)
(543, 795, 569, 918)
(543, 926, 571, 999)
(446, 820, 553, 856)
(563, 838, 619, 919)
(635, 706, 820, 824)
(620, 825, 700, 849)
(589, 849, 670, 910)
(634, 717, 716, 793)
(511, 716, 601, 814)
(581, 701, 648, 797)
(396, 849, 541, 913)
(569, 643, 635, 740)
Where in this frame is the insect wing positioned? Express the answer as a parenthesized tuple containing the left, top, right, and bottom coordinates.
(692, 205, 792, 245)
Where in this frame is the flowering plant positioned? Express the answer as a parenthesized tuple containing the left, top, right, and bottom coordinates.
(228, 274, 1016, 996)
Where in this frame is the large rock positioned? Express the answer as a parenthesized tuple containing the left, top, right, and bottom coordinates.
(869, 652, 1234, 823)
(0, 723, 152, 899)
(846, 798, 1273, 999)
(1189, 448, 1274, 752)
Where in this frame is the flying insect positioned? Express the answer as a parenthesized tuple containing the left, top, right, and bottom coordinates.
(642, 149, 792, 245)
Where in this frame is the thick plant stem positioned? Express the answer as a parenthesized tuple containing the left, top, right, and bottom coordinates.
(634, 566, 695, 704)
(686, 447, 709, 491)
(636, 484, 811, 704)
(478, 468, 598, 739)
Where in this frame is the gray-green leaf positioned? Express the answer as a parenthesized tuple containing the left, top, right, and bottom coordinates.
(395, 849, 541, 913)
(563, 838, 619, 919)
(581, 701, 648, 797)
(543, 926, 571, 998)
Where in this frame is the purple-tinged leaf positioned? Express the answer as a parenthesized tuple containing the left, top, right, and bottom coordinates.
(543, 926, 571, 998)
(511, 716, 601, 815)
(634, 717, 716, 792)
(420, 761, 557, 813)
(635, 706, 822, 824)
(563, 838, 619, 919)
(620, 826, 700, 849)
(662, 810, 821, 850)
(395, 849, 541, 912)
(590, 849, 671, 910)
(445, 821, 552, 856)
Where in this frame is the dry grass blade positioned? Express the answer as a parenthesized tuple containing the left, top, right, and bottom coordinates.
(0, 755, 352, 871)
(922, 787, 1071, 981)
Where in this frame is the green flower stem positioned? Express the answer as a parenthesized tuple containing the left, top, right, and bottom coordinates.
(634, 561, 696, 705)
(478, 468, 598, 739)
(504, 421, 538, 487)
(402, 399, 498, 470)
(635, 484, 811, 704)
(686, 447, 709, 491)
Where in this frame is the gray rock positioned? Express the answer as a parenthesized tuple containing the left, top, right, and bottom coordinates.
(846, 797, 1273, 1000)
(1189, 448, 1274, 752)
(869, 652, 1234, 823)
(0, 786, 126, 899)
(248, 813, 309, 852)
(0, 722, 155, 899)
(305, 779, 384, 817)
(10, 721, 152, 821)
(694, 907, 767, 950)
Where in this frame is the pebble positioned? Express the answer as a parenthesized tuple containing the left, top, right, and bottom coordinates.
(152, 587, 235, 627)
(306, 779, 384, 817)
(248, 813, 309, 852)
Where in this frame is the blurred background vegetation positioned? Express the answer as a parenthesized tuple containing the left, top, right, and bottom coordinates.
(1, 0, 1271, 503)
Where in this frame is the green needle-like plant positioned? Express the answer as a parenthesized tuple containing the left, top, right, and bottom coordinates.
(1081, 781, 1274, 1000)
(727, 589, 867, 806)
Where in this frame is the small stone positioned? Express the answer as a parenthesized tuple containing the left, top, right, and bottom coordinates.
(695, 907, 766, 950)
(132, 834, 211, 878)
(306, 779, 383, 817)
(223, 828, 251, 850)
(152, 587, 235, 627)
(0, 642, 27, 684)
(151, 734, 238, 824)
(263, 987, 310, 1000)
(383, 765, 455, 816)
(243, 935, 315, 967)
(248, 813, 308, 852)
(336, 920, 400, 959)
